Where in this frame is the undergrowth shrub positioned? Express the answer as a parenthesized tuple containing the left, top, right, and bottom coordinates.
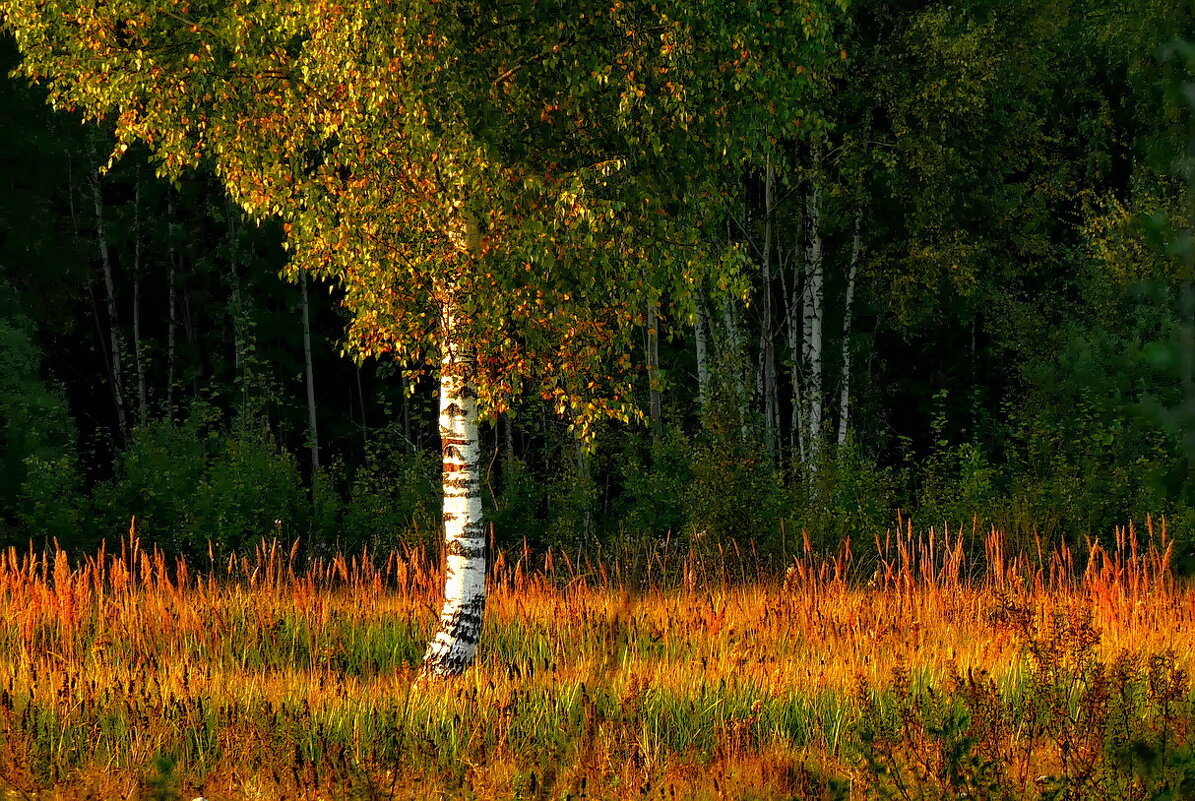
(338, 423, 439, 552)
(93, 403, 306, 557)
(608, 426, 690, 545)
(684, 425, 785, 553)
(0, 306, 84, 546)
(487, 454, 547, 549)
(1003, 392, 1176, 551)
(190, 421, 305, 556)
(543, 451, 599, 552)
(787, 435, 896, 561)
(91, 410, 210, 550)
(855, 601, 1195, 800)
(17, 453, 87, 548)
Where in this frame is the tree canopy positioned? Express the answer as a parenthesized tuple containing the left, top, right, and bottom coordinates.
(4, 0, 843, 438)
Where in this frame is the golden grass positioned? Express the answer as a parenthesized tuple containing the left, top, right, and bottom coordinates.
(0, 519, 1189, 799)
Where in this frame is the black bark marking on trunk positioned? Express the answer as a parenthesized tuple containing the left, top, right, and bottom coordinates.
(422, 593, 486, 676)
(445, 541, 485, 559)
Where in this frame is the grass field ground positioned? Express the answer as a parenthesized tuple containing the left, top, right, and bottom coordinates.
(0, 521, 1191, 800)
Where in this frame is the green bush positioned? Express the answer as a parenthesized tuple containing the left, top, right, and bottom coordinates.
(92, 412, 209, 549)
(788, 436, 897, 561)
(488, 454, 547, 549)
(339, 424, 440, 552)
(1003, 391, 1177, 549)
(683, 424, 785, 554)
(93, 405, 305, 558)
(309, 459, 347, 548)
(190, 423, 305, 556)
(608, 426, 690, 543)
(17, 453, 87, 549)
(0, 309, 83, 546)
(855, 604, 1195, 801)
(543, 449, 600, 551)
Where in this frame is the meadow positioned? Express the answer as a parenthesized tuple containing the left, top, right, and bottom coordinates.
(0, 521, 1192, 800)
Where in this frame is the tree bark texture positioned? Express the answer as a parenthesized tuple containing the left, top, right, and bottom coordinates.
(225, 202, 246, 383)
(837, 207, 862, 448)
(801, 146, 825, 464)
(300, 269, 320, 473)
(132, 173, 148, 424)
(166, 195, 179, 417)
(720, 297, 750, 435)
(785, 237, 806, 462)
(420, 303, 486, 678)
(421, 210, 486, 678)
(89, 162, 128, 439)
(647, 301, 661, 428)
(694, 302, 709, 412)
(760, 157, 779, 464)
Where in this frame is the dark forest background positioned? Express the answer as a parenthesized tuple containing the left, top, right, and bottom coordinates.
(4, 0, 1195, 570)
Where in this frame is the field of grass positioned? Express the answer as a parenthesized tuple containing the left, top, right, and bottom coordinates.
(0, 520, 1192, 800)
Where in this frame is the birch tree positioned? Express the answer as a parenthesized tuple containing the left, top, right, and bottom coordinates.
(4, 0, 842, 675)
(88, 142, 128, 439)
(801, 144, 826, 463)
(837, 206, 862, 447)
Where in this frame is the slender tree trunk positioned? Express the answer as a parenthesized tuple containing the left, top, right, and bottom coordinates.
(166, 196, 179, 417)
(721, 297, 750, 436)
(421, 212, 486, 679)
(133, 276, 146, 423)
(837, 206, 862, 448)
(184, 291, 199, 396)
(646, 301, 661, 428)
(67, 155, 118, 427)
(300, 269, 320, 472)
(421, 303, 485, 677)
(802, 146, 825, 464)
(503, 414, 515, 470)
(225, 202, 246, 387)
(1181, 117, 1195, 463)
(761, 156, 778, 464)
(694, 302, 709, 413)
(400, 371, 412, 444)
(783, 228, 806, 461)
(132, 172, 148, 424)
(355, 365, 368, 452)
(89, 161, 128, 440)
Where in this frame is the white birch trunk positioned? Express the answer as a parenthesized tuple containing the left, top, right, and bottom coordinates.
(802, 146, 825, 464)
(503, 413, 515, 469)
(782, 240, 805, 462)
(132, 264, 146, 423)
(420, 304, 486, 677)
(421, 212, 486, 678)
(89, 164, 128, 439)
(183, 290, 199, 395)
(761, 157, 779, 464)
(720, 297, 750, 436)
(300, 269, 320, 472)
(694, 302, 709, 412)
(837, 207, 862, 448)
(646, 302, 661, 428)
(400, 370, 412, 443)
(355, 365, 369, 451)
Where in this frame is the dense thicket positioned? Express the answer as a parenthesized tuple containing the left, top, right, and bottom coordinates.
(2, 0, 1194, 569)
